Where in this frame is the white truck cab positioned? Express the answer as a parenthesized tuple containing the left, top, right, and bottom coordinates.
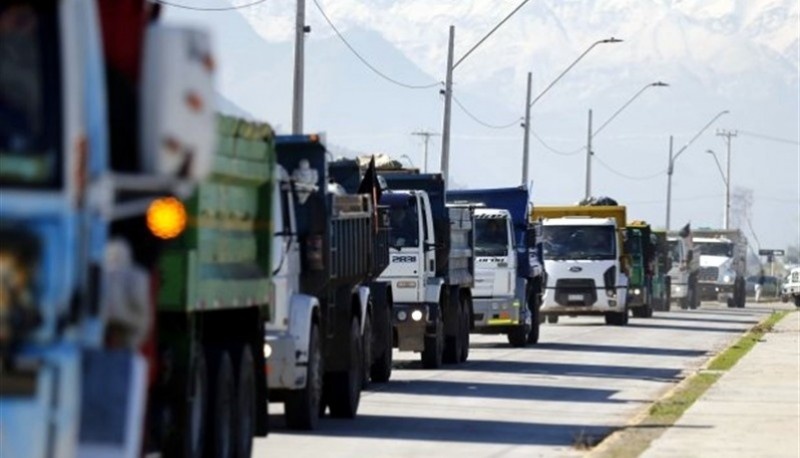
(539, 217, 629, 325)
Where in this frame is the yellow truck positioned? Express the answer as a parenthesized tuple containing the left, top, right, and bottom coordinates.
(531, 206, 630, 325)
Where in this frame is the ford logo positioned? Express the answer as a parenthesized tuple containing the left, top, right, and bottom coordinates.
(569, 266, 583, 272)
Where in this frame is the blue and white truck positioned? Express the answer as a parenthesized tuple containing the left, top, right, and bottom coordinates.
(447, 187, 544, 346)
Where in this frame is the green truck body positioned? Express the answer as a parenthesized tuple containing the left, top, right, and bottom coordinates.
(158, 115, 274, 316)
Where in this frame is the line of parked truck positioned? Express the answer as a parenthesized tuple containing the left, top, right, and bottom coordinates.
(0, 3, 753, 457)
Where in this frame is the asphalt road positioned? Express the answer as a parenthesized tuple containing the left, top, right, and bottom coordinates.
(254, 301, 782, 457)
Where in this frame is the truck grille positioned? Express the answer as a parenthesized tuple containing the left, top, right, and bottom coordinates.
(554, 279, 597, 306)
(699, 267, 719, 282)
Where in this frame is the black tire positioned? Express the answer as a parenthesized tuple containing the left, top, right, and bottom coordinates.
(507, 325, 528, 347)
(233, 346, 255, 458)
(205, 349, 235, 458)
(443, 291, 462, 364)
(361, 313, 372, 387)
(459, 298, 470, 363)
(632, 305, 653, 318)
(794, 296, 800, 308)
(421, 320, 443, 369)
(164, 344, 207, 458)
(527, 293, 541, 344)
(546, 315, 559, 324)
(370, 306, 393, 383)
(326, 317, 362, 419)
(605, 308, 628, 326)
(285, 322, 322, 430)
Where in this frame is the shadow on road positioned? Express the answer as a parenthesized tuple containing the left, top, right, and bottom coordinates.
(453, 360, 682, 382)
(653, 315, 760, 325)
(532, 342, 707, 358)
(270, 413, 616, 447)
(625, 323, 747, 333)
(370, 379, 626, 403)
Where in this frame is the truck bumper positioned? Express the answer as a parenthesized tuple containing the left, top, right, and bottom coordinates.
(541, 290, 624, 315)
(698, 282, 733, 301)
(394, 302, 438, 352)
(670, 282, 689, 299)
(471, 297, 527, 334)
(265, 332, 306, 391)
(627, 287, 647, 308)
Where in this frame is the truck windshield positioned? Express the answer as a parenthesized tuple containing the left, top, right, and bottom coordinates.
(695, 242, 733, 257)
(388, 201, 419, 249)
(542, 225, 616, 261)
(475, 217, 509, 257)
(0, 3, 61, 189)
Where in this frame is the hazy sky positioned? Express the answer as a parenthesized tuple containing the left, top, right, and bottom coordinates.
(164, 0, 800, 254)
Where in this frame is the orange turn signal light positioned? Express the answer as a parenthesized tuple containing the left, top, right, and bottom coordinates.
(146, 197, 187, 240)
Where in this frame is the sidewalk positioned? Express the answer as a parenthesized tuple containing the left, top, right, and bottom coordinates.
(642, 310, 800, 458)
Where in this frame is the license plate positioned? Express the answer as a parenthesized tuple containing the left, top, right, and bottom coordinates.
(568, 294, 584, 301)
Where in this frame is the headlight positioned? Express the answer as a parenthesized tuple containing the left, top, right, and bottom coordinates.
(411, 310, 423, 321)
(633, 288, 641, 296)
(146, 197, 187, 239)
(722, 275, 732, 283)
(397, 310, 408, 321)
(262, 343, 272, 359)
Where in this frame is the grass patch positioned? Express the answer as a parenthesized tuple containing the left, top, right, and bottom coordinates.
(708, 310, 790, 371)
(589, 310, 793, 458)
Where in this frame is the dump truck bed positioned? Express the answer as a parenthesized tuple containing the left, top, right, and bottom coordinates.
(531, 206, 627, 230)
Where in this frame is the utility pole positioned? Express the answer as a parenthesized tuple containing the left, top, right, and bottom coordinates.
(717, 129, 738, 230)
(521, 72, 532, 186)
(584, 109, 593, 200)
(412, 131, 440, 173)
(291, 0, 309, 134)
(440, 26, 455, 183)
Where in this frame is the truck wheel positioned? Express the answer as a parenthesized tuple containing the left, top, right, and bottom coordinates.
(794, 296, 800, 308)
(370, 307, 393, 383)
(459, 301, 470, 363)
(327, 317, 362, 418)
(443, 291, 463, 364)
(507, 325, 528, 347)
(285, 322, 322, 430)
(361, 313, 372, 387)
(164, 344, 207, 458)
(205, 349, 235, 458)
(421, 320, 444, 369)
(233, 346, 255, 458)
(546, 315, 559, 324)
(527, 294, 541, 344)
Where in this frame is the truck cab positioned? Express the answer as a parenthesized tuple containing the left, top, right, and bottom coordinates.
(694, 236, 743, 307)
(667, 225, 700, 310)
(534, 206, 629, 326)
(378, 171, 474, 369)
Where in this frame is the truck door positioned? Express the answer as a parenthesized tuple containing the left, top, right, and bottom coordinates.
(420, 193, 436, 288)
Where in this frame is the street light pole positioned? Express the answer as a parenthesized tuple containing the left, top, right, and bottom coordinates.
(521, 37, 622, 186)
(706, 149, 729, 229)
(716, 130, 738, 230)
(664, 110, 730, 230)
(291, 0, 307, 134)
(666, 135, 674, 230)
(584, 81, 668, 200)
(584, 109, 593, 200)
(440, 26, 455, 182)
(522, 72, 532, 185)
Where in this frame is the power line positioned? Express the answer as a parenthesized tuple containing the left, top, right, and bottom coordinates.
(151, 0, 269, 11)
(530, 130, 584, 156)
(593, 155, 667, 181)
(451, 93, 522, 129)
(311, 0, 440, 90)
(739, 130, 800, 146)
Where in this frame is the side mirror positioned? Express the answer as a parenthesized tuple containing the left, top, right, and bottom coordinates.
(141, 25, 215, 181)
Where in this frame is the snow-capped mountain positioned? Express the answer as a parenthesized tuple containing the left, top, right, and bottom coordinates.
(164, 0, 799, 251)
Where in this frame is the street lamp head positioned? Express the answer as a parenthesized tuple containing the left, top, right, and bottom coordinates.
(651, 81, 669, 87)
(600, 37, 624, 44)
(705, 149, 715, 155)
